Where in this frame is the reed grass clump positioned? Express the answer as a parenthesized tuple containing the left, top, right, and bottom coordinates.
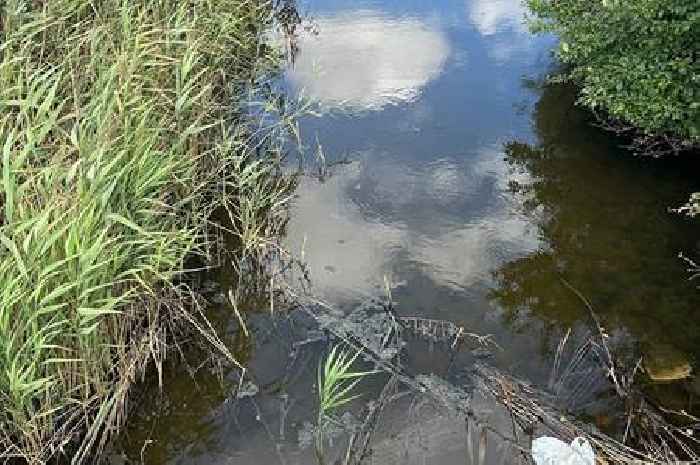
(314, 345, 375, 465)
(0, 0, 294, 462)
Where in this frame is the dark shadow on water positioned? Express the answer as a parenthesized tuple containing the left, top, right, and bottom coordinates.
(493, 81, 700, 382)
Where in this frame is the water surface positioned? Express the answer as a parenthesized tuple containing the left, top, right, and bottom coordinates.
(117, 0, 700, 463)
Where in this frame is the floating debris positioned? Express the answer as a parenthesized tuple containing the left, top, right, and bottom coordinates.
(292, 329, 327, 348)
(299, 293, 700, 464)
(315, 298, 404, 361)
(401, 316, 464, 345)
(415, 374, 472, 415)
(237, 381, 259, 399)
(643, 343, 692, 382)
(532, 436, 595, 465)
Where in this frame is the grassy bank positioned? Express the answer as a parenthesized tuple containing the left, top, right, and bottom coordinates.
(0, 0, 294, 462)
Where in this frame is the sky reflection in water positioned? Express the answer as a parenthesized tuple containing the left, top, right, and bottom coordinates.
(286, 0, 548, 317)
(285, 0, 699, 380)
(287, 11, 450, 110)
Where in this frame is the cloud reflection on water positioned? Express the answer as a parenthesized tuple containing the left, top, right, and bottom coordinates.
(466, 0, 539, 63)
(467, 0, 528, 36)
(286, 11, 450, 111)
(286, 147, 539, 304)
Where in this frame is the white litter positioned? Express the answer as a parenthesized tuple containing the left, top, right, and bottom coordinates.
(531, 436, 595, 465)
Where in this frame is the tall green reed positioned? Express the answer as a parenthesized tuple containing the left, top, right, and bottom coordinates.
(0, 0, 296, 462)
(315, 345, 375, 465)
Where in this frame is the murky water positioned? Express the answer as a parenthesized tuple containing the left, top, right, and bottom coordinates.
(117, 0, 700, 463)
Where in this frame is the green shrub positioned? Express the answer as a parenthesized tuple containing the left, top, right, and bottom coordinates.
(527, 0, 699, 146)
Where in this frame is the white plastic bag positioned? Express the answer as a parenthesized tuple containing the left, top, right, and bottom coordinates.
(531, 436, 595, 465)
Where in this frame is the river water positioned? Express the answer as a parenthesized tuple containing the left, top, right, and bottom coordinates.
(117, 0, 700, 463)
